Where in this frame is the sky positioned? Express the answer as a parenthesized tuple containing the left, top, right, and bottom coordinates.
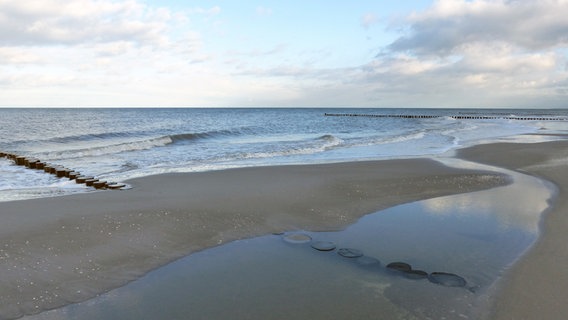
(0, 0, 567, 108)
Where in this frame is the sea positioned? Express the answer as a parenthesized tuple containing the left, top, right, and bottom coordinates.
(1, 107, 567, 202)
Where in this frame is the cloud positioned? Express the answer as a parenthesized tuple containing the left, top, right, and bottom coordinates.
(93, 41, 134, 57)
(227, 0, 568, 108)
(387, 0, 568, 56)
(361, 54, 566, 106)
(0, 0, 170, 47)
(0, 47, 43, 64)
(1, 0, 566, 107)
(0, 1, 215, 90)
(361, 0, 568, 107)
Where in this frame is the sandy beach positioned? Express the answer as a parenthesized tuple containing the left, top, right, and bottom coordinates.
(1, 138, 567, 319)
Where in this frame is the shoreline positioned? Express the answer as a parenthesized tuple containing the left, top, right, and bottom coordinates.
(0, 158, 508, 319)
(457, 138, 568, 319)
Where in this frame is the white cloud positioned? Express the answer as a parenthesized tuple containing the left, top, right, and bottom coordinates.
(0, 0, 567, 107)
(0, 47, 43, 64)
(222, 0, 568, 107)
(0, 0, 170, 47)
(0, 0, 223, 106)
(456, 42, 558, 75)
(388, 0, 568, 56)
(361, 0, 568, 107)
(93, 41, 134, 57)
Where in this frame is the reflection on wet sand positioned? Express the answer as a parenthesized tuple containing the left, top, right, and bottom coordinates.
(422, 170, 552, 233)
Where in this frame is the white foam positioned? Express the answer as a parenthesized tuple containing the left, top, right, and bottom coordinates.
(0, 159, 91, 202)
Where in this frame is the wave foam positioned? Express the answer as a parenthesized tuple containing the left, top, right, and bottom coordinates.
(231, 134, 344, 160)
(38, 136, 174, 160)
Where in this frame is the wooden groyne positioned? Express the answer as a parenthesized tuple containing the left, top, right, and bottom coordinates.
(0, 151, 126, 190)
(324, 113, 567, 121)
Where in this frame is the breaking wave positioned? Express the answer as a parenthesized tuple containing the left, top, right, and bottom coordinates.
(29, 128, 258, 160)
(36, 136, 175, 160)
(227, 134, 344, 161)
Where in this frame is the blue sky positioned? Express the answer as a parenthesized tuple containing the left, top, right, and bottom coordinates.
(0, 0, 567, 107)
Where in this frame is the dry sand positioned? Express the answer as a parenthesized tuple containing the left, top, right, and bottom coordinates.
(0, 158, 507, 319)
(458, 138, 568, 320)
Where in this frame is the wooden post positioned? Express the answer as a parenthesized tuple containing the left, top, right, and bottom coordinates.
(56, 168, 67, 178)
(16, 156, 26, 165)
(76, 176, 94, 184)
(85, 179, 98, 186)
(93, 181, 107, 189)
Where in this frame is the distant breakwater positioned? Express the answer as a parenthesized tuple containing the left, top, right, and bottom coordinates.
(324, 113, 568, 121)
(0, 151, 126, 190)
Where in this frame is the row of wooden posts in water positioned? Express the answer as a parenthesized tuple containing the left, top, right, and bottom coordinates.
(324, 113, 567, 121)
(0, 151, 126, 190)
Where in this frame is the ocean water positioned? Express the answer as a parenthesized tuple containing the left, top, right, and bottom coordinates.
(1, 107, 567, 202)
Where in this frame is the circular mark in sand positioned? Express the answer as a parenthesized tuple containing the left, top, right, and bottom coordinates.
(386, 262, 412, 272)
(428, 272, 467, 287)
(403, 270, 428, 280)
(311, 241, 336, 251)
(355, 256, 381, 267)
(283, 233, 312, 244)
(337, 248, 364, 258)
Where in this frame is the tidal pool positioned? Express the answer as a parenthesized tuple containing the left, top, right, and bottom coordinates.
(24, 161, 553, 320)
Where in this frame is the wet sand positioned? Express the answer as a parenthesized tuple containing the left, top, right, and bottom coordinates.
(458, 138, 568, 320)
(0, 158, 508, 319)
